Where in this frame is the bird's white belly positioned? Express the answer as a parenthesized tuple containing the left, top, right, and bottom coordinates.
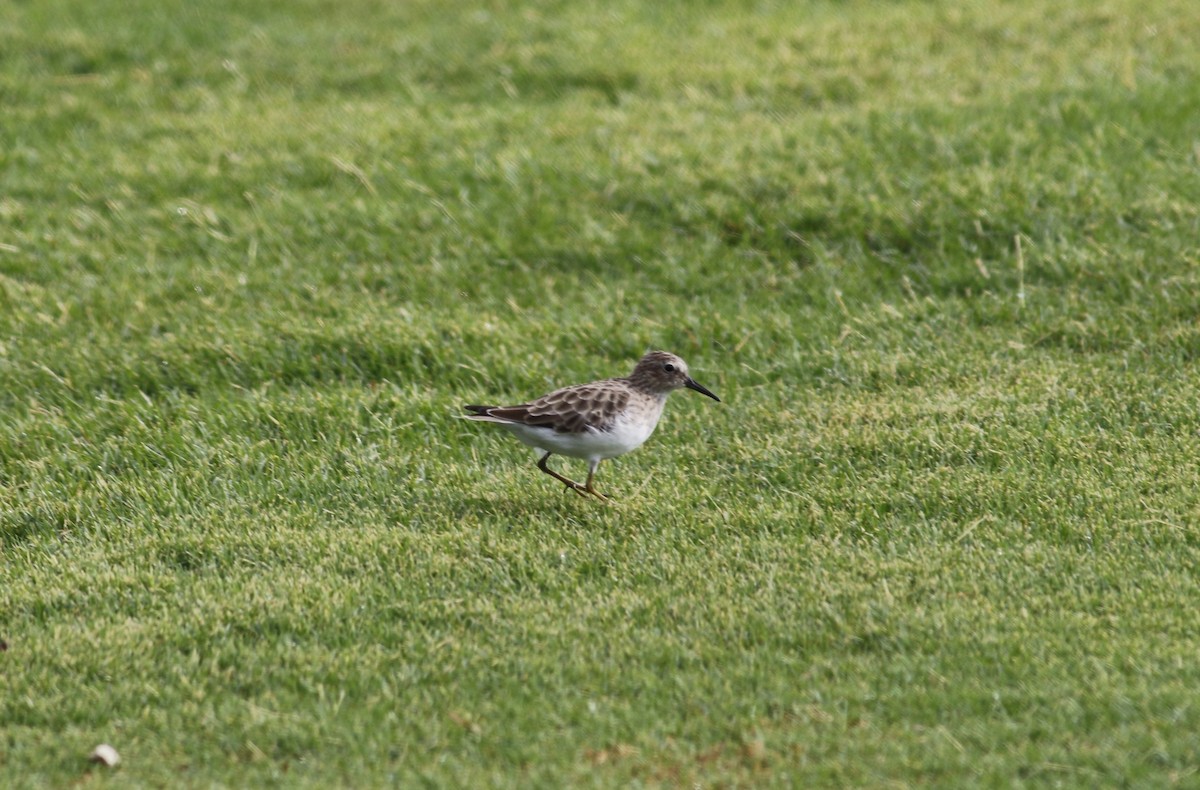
(504, 411, 659, 461)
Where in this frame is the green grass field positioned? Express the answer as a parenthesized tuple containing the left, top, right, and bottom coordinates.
(4, 0, 1200, 785)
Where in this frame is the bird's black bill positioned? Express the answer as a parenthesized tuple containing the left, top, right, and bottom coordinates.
(685, 377, 720, 402)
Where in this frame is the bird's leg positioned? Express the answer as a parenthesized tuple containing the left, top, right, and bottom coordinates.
(584, 460, 609, 501)
(537, 452, 588, 498)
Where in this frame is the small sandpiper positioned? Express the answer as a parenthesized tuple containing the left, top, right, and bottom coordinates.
(464, 351, 720, 500)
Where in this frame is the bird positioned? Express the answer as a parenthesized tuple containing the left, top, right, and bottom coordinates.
(463, 350, 720, 500)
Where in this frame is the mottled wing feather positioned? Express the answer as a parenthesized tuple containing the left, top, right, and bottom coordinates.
(479, 381, 630, 434)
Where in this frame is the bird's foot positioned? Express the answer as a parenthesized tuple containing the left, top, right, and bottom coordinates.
(563, 481, 589, 499)
(585, 485, 610, 502)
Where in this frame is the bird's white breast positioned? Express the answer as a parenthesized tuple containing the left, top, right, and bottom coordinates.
(503, 395, 666, 462)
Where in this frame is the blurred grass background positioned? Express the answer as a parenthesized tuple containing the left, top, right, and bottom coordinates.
(3, 0, 1200, 785)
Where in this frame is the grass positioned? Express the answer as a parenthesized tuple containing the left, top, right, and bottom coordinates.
(3, 0, 1200, 785)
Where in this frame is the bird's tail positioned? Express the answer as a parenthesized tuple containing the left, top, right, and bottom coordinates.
(464, 404, 494, 416)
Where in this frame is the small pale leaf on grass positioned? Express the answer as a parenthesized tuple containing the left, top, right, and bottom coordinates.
(448, 710, 482, 735)
(585, 743, 638, 765)
(741, 736, 768, 763)
(89, 744, 120, 767)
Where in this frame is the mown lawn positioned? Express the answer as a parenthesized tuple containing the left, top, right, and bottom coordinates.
(3, 0, 1200, 786)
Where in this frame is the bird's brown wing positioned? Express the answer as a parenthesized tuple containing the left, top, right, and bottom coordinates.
(482, 382, 630, 434)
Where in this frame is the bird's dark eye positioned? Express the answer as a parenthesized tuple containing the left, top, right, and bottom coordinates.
(663, 363, 676, 373)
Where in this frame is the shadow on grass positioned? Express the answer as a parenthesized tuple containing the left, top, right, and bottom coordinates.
(445, 489, 616, 525)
